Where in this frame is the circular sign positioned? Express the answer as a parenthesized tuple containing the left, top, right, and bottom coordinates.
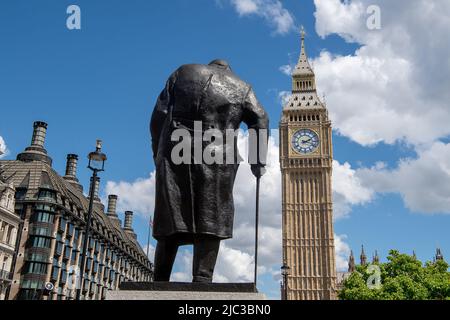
(44, 282, 54, 291)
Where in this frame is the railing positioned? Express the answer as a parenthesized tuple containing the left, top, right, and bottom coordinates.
(0, 269, 12, 281)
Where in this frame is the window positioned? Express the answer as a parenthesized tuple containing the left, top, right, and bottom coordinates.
(26, 253, 48, 263)
(15, 188, 27, 200)
(55, 241, 64, 256)
(71, 251, 77, 262)
(63, 246, 71, 261)
(6, 226, 14, 244)
(25, 262, 48, 275)
(30, 236, 52, 249)
(51, 266, 60, 281)
(67, 223, 74, 236)
(38, 189, 56, 202)
(73, 228, 80, 241)
(33, 211, 55, 224)
(59, 217, 67, 233)
(30, 226, 52, 237)
(20, 280, 45, 290)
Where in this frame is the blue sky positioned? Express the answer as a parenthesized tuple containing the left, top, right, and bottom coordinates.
(1, 0, 449, 299)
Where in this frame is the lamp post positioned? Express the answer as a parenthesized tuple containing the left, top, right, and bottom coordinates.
(76, 140, 107, 301)
(281, 263, 290, 301)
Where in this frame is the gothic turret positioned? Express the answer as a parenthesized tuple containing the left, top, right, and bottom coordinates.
(435, 248, 444, 261)
(360, 245, 367, 266)
(348, 250, 356, 272)
(372, 250, 380, 264)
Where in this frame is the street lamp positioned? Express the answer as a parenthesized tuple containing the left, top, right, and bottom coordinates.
(281, 263, 290, 301)
(76, 140, 107, 300)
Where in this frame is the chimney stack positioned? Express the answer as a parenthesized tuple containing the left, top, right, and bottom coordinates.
(124, 211, 133, 230)
(124, 211, 137, 239)
(65, 154, 78, 178)
(31, 121, 48, 148)
(106, 194, 122, 227)
(107, 195, 118, 217)
(17, 121, 52, 165)
(63, 154, 83, 191)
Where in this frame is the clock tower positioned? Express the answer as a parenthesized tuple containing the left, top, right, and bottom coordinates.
(279, 28, 337, 300)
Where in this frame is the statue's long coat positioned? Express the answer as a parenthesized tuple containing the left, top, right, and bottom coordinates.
(150, 63, 268, 241)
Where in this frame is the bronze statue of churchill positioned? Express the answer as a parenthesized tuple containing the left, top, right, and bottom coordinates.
(150, 59, 269, 283)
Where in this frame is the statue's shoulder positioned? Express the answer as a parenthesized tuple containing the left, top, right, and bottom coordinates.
(174, 63, 210, 78)
(174, 64, 249, 86)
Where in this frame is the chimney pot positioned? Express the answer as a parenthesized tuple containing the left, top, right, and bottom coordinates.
(17, 121, 52, 165)
(65, 154, 79, 178)
(31, 121, 48, 148)
(124, 211, 134, 230)
(107, 195, 118, 217)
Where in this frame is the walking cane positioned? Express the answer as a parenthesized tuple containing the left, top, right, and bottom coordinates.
(254, 175, 261, 288)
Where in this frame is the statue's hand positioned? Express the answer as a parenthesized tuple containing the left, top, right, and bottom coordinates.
(251, 164, 266, 178)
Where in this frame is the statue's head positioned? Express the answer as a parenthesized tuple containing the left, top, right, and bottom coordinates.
(209, 59, 232, 71)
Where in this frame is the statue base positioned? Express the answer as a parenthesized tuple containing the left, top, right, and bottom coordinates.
(105, 282, 267, 300)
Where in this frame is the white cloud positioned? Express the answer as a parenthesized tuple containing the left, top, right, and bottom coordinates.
(303, 0, 450, 216)
(105, 171, 156, 216)
(335, 234, 351, 272)
(311, 0, 450, 146)
(224, 0, 296, 35)
(278, 90, 291, 106)
(333, 160, 374, 219)
(356, 142, 450, 214)
(314, 0, 366, 43)
(142, 243, 155, 261)
(0, 136, 8, 158)
(279, 64, 293, 76)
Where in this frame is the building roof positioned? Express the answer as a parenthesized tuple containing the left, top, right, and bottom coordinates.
(0, 159, 149, 267)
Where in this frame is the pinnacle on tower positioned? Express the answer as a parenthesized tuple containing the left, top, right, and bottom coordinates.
(348, 250, 356, 272)
(373, 250, 380, 264)
(292, 26, 314, 78)
(435, 248, 444, 261)
(360, 245, 367, 266)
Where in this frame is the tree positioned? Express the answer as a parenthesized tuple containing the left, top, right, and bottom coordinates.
(339, 250, 450, 300)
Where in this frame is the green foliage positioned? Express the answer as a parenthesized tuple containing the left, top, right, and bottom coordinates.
(339, 250, 450, 300)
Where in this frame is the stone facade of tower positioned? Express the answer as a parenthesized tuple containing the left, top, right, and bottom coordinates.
(279, 30, 337, 300)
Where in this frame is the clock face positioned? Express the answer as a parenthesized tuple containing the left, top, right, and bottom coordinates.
(291, 129, 320, 154)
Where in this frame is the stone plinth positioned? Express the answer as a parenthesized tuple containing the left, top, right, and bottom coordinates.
(106, 282, 267, 300)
